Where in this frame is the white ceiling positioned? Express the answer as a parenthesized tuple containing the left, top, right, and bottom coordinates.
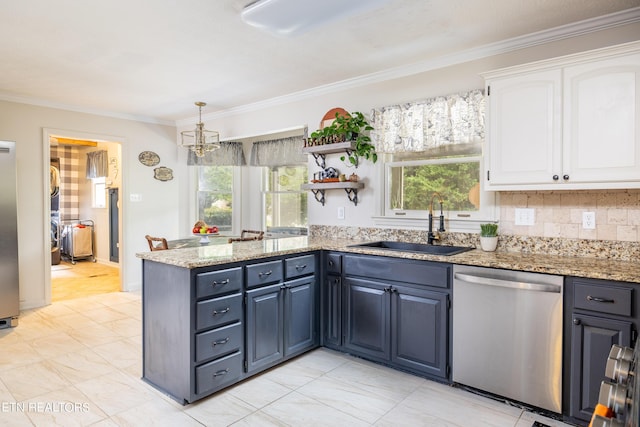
(0, 0, 639, 124)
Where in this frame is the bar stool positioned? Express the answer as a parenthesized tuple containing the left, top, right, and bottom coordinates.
(145, 235, 168, 251)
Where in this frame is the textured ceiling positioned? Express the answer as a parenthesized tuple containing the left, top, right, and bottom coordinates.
(0, 0, 638, 123)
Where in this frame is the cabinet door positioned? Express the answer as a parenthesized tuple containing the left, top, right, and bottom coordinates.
(486, 69, 562, 187)
(569, 313, 632, 422)
(344, 277, 390, 360)
(323, 274, 342, 349)
(284, 277, 317, 356)
(246, 283, 283, 373)
(563, 53, 640, 185)
(391, 286, 448, 379)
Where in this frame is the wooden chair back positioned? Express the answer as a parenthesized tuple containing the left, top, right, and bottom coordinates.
(145, 235, 168, 251)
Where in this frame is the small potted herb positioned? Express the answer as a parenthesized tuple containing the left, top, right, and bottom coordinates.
(479, 223, 498, 252)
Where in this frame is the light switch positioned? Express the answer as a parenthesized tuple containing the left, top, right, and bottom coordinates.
(130, 193, 142, 202)
(337, 206, 345, 220)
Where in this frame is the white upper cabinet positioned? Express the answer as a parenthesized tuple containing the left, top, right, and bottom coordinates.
(483, 42, 640, 191)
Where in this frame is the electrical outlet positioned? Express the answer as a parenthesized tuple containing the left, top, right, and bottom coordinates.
(337, 206, 345, 220)
(514, 208, 535, 226)
(583, 212, 596, 229)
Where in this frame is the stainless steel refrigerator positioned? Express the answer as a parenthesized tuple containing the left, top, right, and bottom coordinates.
(0, 140, 19, 328)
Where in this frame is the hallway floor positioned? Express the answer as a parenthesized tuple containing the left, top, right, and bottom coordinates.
(0, 291, 575, 426)
(51, 260, 120, 302)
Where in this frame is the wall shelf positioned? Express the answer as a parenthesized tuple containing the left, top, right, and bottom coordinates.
(301, 181, 364, 206)
(302, 141, 357, 169)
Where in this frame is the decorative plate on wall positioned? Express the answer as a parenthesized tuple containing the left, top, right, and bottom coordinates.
(138, 151, 160, 166)
(153, 166, 173, 181)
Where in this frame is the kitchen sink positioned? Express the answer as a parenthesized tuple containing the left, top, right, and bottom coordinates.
(349, 241, 474, 256)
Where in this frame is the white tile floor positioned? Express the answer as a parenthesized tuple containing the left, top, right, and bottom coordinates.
(0, 291, 576, 426)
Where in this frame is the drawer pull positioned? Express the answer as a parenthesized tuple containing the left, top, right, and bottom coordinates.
(211, 279, 230, 286)
(258, 270, 272, 278)
(211, 337, 230, 347)
(587, 295, 615, 304)
(295, 264, 307, 271)
(212, 307, 230, 316)
(212, 369, 229, 378)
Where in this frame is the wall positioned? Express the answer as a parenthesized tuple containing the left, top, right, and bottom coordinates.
(5, 21, 639, 310)
(178, 21, 640, 243)
(0, 101, 181, 309)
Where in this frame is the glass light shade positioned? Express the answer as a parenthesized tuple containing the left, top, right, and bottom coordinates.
(180, 103, 221, 157)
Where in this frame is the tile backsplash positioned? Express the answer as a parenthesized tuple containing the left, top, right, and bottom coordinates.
(499, 189, 639, 242)
(310, 189, 640, 262)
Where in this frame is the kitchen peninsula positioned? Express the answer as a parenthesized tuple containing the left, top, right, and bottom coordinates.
(138, 235, 640, 424)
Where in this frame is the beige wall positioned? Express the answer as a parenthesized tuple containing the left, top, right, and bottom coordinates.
(0, 101, 182, 309)
(500, 190, 640, 242)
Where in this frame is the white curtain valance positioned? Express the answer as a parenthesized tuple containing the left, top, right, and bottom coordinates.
(371, 89, 485, 153)
(86, 150, 108, 178)
(250, 135, 306, 167)
(187, 141, 246, 166)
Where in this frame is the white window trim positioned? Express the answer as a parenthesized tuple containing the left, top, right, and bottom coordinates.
(372, 154, 499, 232)
(92, 177, 107, 209)
(190, 165, 243, 237)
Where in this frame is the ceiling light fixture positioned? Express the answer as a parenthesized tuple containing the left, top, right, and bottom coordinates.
(240, 0, 390, 37)
(180, 102, 220, 157)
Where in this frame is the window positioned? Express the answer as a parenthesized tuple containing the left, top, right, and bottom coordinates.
(263, 165, 308, 234)
(197, 166, 234, 233)
(383, 144, 495, 225)
(92, 177, 106, 208)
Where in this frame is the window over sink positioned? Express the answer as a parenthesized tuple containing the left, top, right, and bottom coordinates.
(378, 143, 497, 230)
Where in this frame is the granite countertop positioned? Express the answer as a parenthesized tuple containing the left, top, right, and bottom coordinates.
(136, 236, 640, 284)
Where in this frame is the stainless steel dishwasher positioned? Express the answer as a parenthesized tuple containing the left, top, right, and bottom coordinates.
(452, 265, 563, 413)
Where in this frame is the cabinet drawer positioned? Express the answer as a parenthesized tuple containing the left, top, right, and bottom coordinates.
(195, 351, 243, 395)
(326, 253, 342, 275)
(195, 322, 243, 363)
(196, 293, 242, 331)
(285, 254, 316, 279)
(574, 282, 632, 317)
(344, 255, 450, 288)
(195, 267, 242, 299)
(246, 260, 283, 288)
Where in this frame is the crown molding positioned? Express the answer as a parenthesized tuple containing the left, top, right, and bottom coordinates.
(197, 6, 640, 123)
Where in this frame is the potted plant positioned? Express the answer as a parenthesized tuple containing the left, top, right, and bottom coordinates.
(479, 223, 498, 252)
(310, 111, 377, 167)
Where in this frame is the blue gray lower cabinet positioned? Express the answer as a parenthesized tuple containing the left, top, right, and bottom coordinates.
(565, 277, 639, 424)
(141, 252, 319, 404)
(246, 276, 317, 374)
(340, 255, 451, 380)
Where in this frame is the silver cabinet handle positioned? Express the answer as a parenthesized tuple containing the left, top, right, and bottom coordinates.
(295, 264, 307, 271)
(454, 273, 561, 293)
(211, 337, 230, 347)
(212, 307, 230, 316)
(258, 270, 272, 278)
(211, 279, 230, 286)
(212, 369, 229, 378)
(587, 295, 615, 303)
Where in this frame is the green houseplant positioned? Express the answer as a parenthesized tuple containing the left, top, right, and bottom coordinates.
(310, 111, 377, 167)
(479, 223, 498, 252)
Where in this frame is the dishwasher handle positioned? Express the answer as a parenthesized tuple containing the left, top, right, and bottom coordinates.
(454, 272, 561, 293)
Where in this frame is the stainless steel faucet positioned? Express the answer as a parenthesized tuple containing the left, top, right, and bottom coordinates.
(428, 192, 445, 244)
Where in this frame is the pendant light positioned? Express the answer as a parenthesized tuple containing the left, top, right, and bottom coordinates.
(180, 102, 220, 157)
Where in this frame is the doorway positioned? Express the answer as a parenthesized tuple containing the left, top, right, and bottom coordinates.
(45, 130, 123, 302)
